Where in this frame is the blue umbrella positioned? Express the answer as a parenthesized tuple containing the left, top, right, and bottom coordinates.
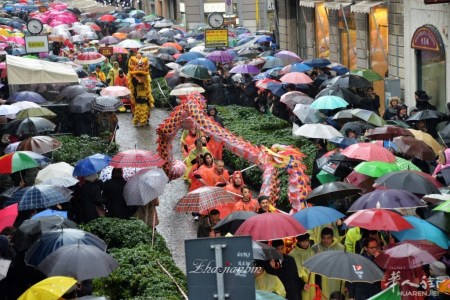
(329, 136, 358, 149)
(266, 82, 288, 97)
(8, 91, 47, 104)
(327, 63, 349, 75)
(4, 185, 73, 211)
(265, 67, 283, 78)
(288, 63, 312, 73)
(255, 35, 272, 43)
(186, 58, 216, 72)
(73, 153, 111, 177)
(253, 72, 270, 81)
(293, 206, 345, 230)
(303, 58, 332, 68)
(175, 52, 205, 63)
(11, 48, 26, 56)
(392, 216, 450, 249)
(31, 209, 68, 219)
(25, 228, 107, 266)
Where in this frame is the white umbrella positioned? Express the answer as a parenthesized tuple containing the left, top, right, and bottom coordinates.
(117, 39, 144, 49)
(123, 169, 168, 206)
(169, 83, 205, 96)
(35, 162, 75, 184)
(11, 101, 41, 110)
(293, 123, 343, 140)
(154, 19, 174, 28)
(0, 105, 19, 116)
(99, 166, 141, 182)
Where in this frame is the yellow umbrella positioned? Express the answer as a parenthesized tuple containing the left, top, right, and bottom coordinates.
(18, 276, 77, 300)
(407, 129, 443, 155)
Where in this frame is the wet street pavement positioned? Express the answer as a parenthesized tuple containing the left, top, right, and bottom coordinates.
(116, 109, 197, 273)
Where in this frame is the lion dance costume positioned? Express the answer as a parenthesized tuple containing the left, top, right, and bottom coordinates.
(127, 52, 155, 126)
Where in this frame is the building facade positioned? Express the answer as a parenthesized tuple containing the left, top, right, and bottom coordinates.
(142, 0, 179, 20)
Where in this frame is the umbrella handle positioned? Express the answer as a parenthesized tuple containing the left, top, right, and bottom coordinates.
(438, 132, 448, 149)
(156, 80, 174, 110)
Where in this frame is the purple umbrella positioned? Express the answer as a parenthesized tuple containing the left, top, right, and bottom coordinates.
(229, 64, 260, 74)
(8, 92, 47, 104)
(206, 50, 234, 64)
(275, 50, 302, 65)
(348, 189, 426, 212)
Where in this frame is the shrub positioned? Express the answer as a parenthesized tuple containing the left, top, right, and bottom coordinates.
(151, 77, 173, 109)
(52, 135, 119, 165)
(217, 105, 316, 210)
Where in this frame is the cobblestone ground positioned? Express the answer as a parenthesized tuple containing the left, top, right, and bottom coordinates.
(116, 109, 196, 273)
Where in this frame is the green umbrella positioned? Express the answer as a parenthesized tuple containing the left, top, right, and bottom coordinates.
(22, 55, 38, 59)
(15, 107, 56, 120)
(256, 290, 285, 300)
(368, 283, 400, 300)
(394, 157, 421, 171)
(354, 161, 399, 178)
(143, 14, 158, 21)
(180, 64, 211, 80)
(311, 95, 348, 110)
(433, 200, 450, 213)
(350, 68, 383, 82)
(317, 170, 338, 184)
(351, 108, 386, 127)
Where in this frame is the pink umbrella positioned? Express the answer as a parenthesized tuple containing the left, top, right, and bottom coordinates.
(275, 50, 302, 65)
(341, 143, 396, 163)
(49, 2, 68, 10)
(100, 86, 131, 97)
(280, 72, 313, 84)
(7, 36, 24, 45)
(0, 203, 18, 232)
(74, 52, 106, 65)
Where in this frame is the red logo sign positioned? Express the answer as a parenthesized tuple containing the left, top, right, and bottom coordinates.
(411, 25, 443, 52)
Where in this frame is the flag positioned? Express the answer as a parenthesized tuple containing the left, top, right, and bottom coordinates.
(368, 284, 401, 300)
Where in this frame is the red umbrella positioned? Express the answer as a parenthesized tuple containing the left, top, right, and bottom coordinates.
(161, 42, 182, 51)
(90, 24, 102, 31)
(374, 242, 436, 270)
(341, 142, 396, 162)
(344, 208, 413, 231)
(0, 203, 18, 232)
(255, 78, 279, 90)
(174, 186, 236, 213)
(74, 52, 106, 65)
(279, 72, 313, 84)
(110, 149, 165, 168)
(234, 213, 307, 241)
(99, 14, 116, 22)
(365, 125, 413, 140)
(344, 171, 375, 194)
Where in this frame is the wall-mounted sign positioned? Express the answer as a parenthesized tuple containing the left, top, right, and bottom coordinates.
(411, 25, 444, 52)
(205, 29, 228, 48)
(99, 46, 113, 56)
(424, 0, 450, 4)
(25, 35, 49, 53)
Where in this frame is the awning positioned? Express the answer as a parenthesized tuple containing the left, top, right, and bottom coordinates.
(351, 1, 385, 13)
(324, 1, 352, 10)
(299, 0, 322, 8)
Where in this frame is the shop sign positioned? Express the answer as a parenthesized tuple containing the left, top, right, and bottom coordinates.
(25, 35, 49, 53)
(99, 46, 113, 56)
(411, 25, 443, 52)
(205, 29, 228, 48)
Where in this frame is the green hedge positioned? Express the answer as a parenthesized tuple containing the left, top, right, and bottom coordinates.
(81, 218, 187, 300)
(151, 77, 173, 109)
(52, 135, 119, 165)
(217, 105, 316, 211)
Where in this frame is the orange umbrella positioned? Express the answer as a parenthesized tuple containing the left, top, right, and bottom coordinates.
(90, 24, 102, 31)
(112, 32, 127, 40)
(161, 42, 182, 51)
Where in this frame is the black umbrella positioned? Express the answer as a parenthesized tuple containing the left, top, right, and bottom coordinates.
(37, 244, 119, 281)
(56, 85, 88, 103)
(238, 48, 261, 59)
(156, 53, 175, 62)
(347, 189, 425, 212)
(316, 86, 362, 106)
(69, 93, 97, 113)
(74, 68, 89, 79)
(319, 152, 362, 179)
(253, 241, 282, 260)
(158, 46, 179, 55)
(306, 182, 361, 202)
(406, 109, 444, 122)
(3, 117, 56, 135)
(426, 210, 450, 234)
(213, 211, 257, 235)
(147, 55, 167, 71)
(303, 250, 384, 282)
(340, 121, 375, 136)
(327, 74, 372, 89)
(373, 171, 441, 196)
(12, 216, 77, 251)
(438, 123, 450, 146)
(66, 7, 82, 14)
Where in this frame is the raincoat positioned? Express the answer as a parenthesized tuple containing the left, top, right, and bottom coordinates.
(107, 62, 120, 86)
(432, 148, 450, 176)
(255, 271, 286, 298)
(290, 244, 316, 299)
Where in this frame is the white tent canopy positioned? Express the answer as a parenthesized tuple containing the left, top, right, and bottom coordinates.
(6, 55, 79, 85)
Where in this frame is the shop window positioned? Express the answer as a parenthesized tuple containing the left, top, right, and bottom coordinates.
(369, 6, 388, 77)
(315, 3, 329, 58)
(338, 6, 357, 70)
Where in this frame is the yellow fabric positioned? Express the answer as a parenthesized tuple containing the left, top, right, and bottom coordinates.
(290, 244, 316, 299)
(107, 66, 120, 85)
(183, 146, 211, 180)
(95, 70, 106, 82)
(345, 227, 362, 253)
(18, 276, 77, 300)
(127, 55, 154, 109)
(133, 103, 149, 126)
(255, 272, 286, 298)
(309, 224, 344, 245)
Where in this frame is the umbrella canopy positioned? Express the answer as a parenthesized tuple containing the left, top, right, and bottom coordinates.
(344, 208, 413, 231)
(175, 186, 236, 213)
(340, 121, 374, 137)
(235, 213, 306, 241)
(311, 95, 348, 110)
(8, 91, 47, 104)
(99, 35, 119, 44)
(406, 109, 443, 122)
(92, 96, 122, 112)
(186, 58, 216, 72)
(11, 101, 41, 111)
(316, 86, 362, 106)
(100, 86, 131, 97)
(99, 166, 142, 182)
(306, 182, 361, 202)
(38, 177, 79, 188)
(180, 64, 210, 80)
(38, 244, 119, 281)
(3, 117, 56, 135)
(274, 50, 302, 65)
(354, 161, 399, 178)
(56, 85, 88, 103)
(124, 168, 169, 206)
(280, 72, 313, 84)
(0, 203, 18, 232)
(229, 64, 260, 74)
(366, 125, 413, 140)
(351, 108, 386, 127)
(262, 57, 284, 70)
(31, 210, 68, 220)
(169, 83, 205, 96)
(18, 276, 77, 300)
(0, 151, 39, 173)
(393, 157, 422, 172)
(74, 52, 106, 65)
(392, 136, 435, 161)
(373, 171, 441, 195)
(399, 215, 449, 248)
(348, 189, 425, 212)
(17, 136, 62, 154)
(349, 68, 383, 82)
(329, 136, 358, 149)
(293, 206, 345, 230)
(206, 50, 234, 63)
(374, 243, 436, 270)
(175, 51, 204, 63)
(280, 62, 312, 74)
(408, 128, 443, 155)
(25, 228, 107, 266)
(345, 171, 375, 194)
(303, 250, 384, 282)
(35, 162, 74, 184)
(292, 123, 343, 140)
(341, 143, 396, 163)
(110, 149, 164, 168)
(0, 104, 19, 116)
(4, 185, 72, 211)
(293, 104, 325, 124)
(213, 211, 257, 235)
(70, 93, 97, 113)
(326, 74, 372, 89)
(253, 241, 283, 260)
(116, 39, 143, 48)
(73, 154, 111, 177)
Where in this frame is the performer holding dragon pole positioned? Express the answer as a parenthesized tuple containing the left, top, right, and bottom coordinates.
(127, 51, 155, 126)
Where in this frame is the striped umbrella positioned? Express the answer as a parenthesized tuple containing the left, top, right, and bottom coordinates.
(175, 186, 235, 213)
(110, 149, 165, 168)
(0, 152, 39, 173)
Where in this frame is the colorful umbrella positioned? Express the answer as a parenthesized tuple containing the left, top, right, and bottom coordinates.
(310, 95, 348, 110)
(317, 170, 338, 184)
(0, 152, 39, 173)
(73, 154, 111, 177)
(350, 68, 383, 82)
(344, 208, 413, 231)
(110, 149, 165, 168)
(354, 161, 399, 178)
(123, 168, 168, 206)
(17, 136, 62, 154)
(279, 72, 313, 84)
(394, 157, 421, 171)
(175, 186, 236, 213)
(234, 213, 307, 241)
(74, 52, 106, 65)
(408, 129, 443, 155)
(348, 189, 425, 212)
(0, 203, 18, 232)
(18, 276, 77, 300)
(5, 185, 72, 211)
(374, 243, 436, 270)
(341, 143, 396, 163)
(98, 15, 116, 22)
(344, 171, 375, 194)
(293, 206, 345, 230)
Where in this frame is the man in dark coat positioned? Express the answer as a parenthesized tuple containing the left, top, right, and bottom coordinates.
(103, 168, 135, 219)
(73, 174, 103, 224)
(204, 76, 228, 105)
